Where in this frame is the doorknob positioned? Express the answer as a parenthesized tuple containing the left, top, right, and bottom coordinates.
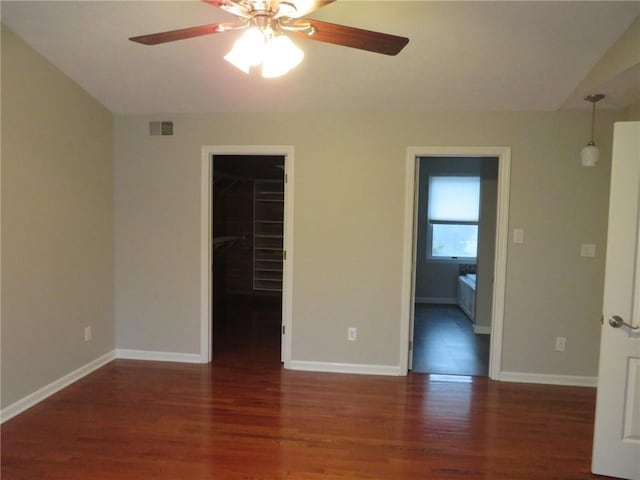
(608, 315, 640, 330)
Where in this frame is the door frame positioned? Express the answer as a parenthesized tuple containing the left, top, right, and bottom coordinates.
(200, 145, 294, 365)
(400, 146, 511, 379)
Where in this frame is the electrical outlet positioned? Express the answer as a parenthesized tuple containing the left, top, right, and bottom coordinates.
(348, 327, 357, 341)
(84, 326, 92, 342)
(555, 336, 566, 351)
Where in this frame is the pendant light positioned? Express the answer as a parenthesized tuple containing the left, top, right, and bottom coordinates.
(581, 94, 605, 167)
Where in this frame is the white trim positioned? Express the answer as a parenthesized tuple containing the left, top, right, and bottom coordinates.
(490, 148, 511, 380)
(415, 296, 457, 304)
(407, 159, 420, 371)
(0, 351, 116, 423)
(401, 146, 511, 380)
(282, 151, 294, 366)
(116, 349, 201, 363)
(474, 325, 492, 335)
(400, 150, 417, 373)
(498, 371, 597, 387)
(200, 148, 213, 363)
(200, 145, 294, 367)
(288, 360, 403, 376)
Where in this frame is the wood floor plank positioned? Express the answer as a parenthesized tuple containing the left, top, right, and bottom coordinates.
(1, 358, 601, 479)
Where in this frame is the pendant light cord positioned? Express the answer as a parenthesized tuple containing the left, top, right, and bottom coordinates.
(590, 100, 596, 143)
(584, 94, 604, 145)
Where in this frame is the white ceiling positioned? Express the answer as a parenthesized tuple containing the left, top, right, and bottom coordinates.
(2, 1, 639, 114)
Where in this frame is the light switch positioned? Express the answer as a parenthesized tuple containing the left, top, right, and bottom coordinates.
(513, 228, 524, 244)
(581, 244, 596, 257)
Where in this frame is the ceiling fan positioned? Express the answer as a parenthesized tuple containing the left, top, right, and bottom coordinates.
(129, 0, 409, 77)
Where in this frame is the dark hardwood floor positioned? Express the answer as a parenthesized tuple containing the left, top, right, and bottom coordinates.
(1, 297, 602, 479)
(412, 304, 490, 376)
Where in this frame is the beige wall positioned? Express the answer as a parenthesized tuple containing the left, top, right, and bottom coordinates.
(1, 27, 114, 408)
(114, 108, 623, 377)
(628, 101, 640, 120)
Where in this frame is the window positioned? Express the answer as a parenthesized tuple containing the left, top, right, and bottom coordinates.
(427, 176, 480, 260)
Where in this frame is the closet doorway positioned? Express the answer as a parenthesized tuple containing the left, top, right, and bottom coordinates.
(212, 154, 285, 366)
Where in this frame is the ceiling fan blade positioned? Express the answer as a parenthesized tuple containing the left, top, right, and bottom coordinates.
(291, 19, 409, 56)
(286, 0, 335, 18)
(129, 22, 242, 45)
(201, 0, 252, 19)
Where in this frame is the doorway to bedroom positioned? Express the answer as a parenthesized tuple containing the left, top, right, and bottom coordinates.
(410, 155, 499, 376)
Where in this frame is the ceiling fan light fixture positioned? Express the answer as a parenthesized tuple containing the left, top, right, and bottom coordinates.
(224, 26, 303, 78)
(276, 1, 298, 18)
(224, 27, 266, 73)
(131, 0, 410, 77)
(261, 35, 304, 78)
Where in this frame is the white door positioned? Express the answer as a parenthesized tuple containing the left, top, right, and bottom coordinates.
(592, 122, 640, 480)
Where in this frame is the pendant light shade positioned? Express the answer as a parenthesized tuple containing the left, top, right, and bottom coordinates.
(581, 94, 605, 167)
(581, 143, 599, 167)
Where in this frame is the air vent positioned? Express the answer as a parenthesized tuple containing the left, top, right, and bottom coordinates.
(149, 121, 174, 136)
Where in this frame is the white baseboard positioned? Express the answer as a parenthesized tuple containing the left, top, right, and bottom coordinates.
(1, 350, 116, 424)
(116, 349, 201, 364)
(498, 371, 597, 387)
(474, 325, 491, 334)
(286, 360, 403, 376)
(415, 297, 457, 305)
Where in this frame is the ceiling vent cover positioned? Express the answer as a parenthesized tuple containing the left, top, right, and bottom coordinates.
(149, 121, 174, 136)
